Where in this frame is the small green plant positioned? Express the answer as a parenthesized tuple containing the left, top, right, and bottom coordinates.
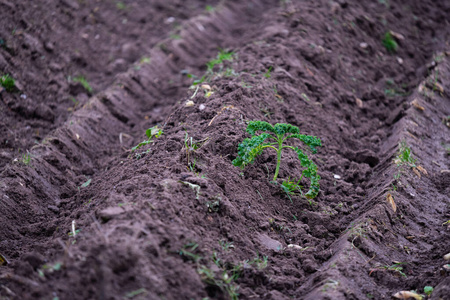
(206, 49, 234, 72)
(38, 261, 63, 278)
(198, 264, 240, 300)
(205, 5, 214, 12)
(232, 121, 322, 199)
(72, 76, 93, 93)
(395, 141, 416, 167)
(246, 253, 268, 270)
(423, 286, 433, 296)
(179, 242, 202, 263)
(382, 32, 398, 53)
(0, 74, 15, 92)
(131, 126, 163, 152)
(371, 262, 407, 278)
(264, 66, 273, 79)
(219, 240, 234, 252)
(188, 50, 235, 86)
(125, 288, 147, 299)
(21, 152, 32, 165)
(116, 1, 126, 10)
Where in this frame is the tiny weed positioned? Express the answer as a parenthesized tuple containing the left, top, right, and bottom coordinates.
(246, 253, 268, 270)
(0, 74, 15, 92)
(21, 152, 32, 165)
(80, 178, 91, 188)
(371, 262, 407, 278)
(264, 66, 273, 79)
(233, 121, 322, 199)
(131, 126, 163, 154)
(206, 195, 220, 212)
(240, 81, 253, 88)
(321, 279, 339, 292)
(140, 57, 151, 64)
(187, 49, 236, 91)
(116, 2, 126, 10)
(423, 286, 433, 296)
(71, 76, 93, 93)
(38, 261, 63, 278)
(219, 240, 234, 252)
(301, 93, 310, 102)
(198, 263, 241, 300)
(179, 242, 202, 263)
(395, 141, 416, 167)
(125, 288, 147, 299)
(206, 49, 234, 72)
(205, 5, 214, 12)
(382, 32, 398, 53)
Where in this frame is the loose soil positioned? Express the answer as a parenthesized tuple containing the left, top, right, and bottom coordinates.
(1, 0, 449, 300)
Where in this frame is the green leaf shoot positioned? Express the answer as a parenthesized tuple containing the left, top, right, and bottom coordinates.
(0, 74, 15, 92)
(131, 126, 163, 152)
(232, 120, 322, 199)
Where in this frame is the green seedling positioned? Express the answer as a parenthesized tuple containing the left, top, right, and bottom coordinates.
(131, 126, 163, 152)
(38, 261, 63, 278)
(205, 5, 214, 12)
(179, 242, 202, 263)
(246, 253, 268, 270)
(0, 74, 15, 92)
(125, 288, 147, 299)
(80, 178, 91, 188)
(382, 32, 398, 53)
(187, 50, 236, 88)
(370, 262, 407, 278)
(72, 76, 93, 93)
(21, 152, 32, 165)
(423, 286, 433, 296)
(264, 66, 273, 79)
(219, 240, 234, 252)
(116, 2, 126, 10)
(395, 141, 416, 167)
(232, 120, 322, 199)
(198, 264, 240, 300)
(206, 49, 234, 72)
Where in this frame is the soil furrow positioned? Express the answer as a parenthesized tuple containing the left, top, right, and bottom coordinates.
(1, 0, 449, 299)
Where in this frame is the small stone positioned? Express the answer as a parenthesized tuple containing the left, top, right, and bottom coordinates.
(397, 57, 403, 64)
(359, 42, 368, 49)
(199, 104, 205, 111)
(355, 98, 363, 108)
(259, 222, 270, 230)
(34, 103, 55, 122)
(185, 100, 194, 107)
(47, 205, 59, 213)
(44, 41, 54, 52)
(97, 206, 125, 222)
(389, 30, 405, 40)
(257, 234, 283, 252)
(301, 258, 318, 273)
(333, 174, 341, 179)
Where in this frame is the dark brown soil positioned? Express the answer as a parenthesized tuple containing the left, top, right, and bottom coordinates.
(1, 1, 449, 299)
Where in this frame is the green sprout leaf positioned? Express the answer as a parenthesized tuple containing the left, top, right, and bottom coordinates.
(423, 286, 433, 296)
(0, 74, 16, 92)
(81, 178, 91, 188)
(232, 120, 322, 199)
(131, 126, 163, 152)
(382, 32, 398, 53)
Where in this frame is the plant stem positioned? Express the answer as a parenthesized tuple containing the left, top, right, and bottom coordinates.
(273, 139, 283, 181)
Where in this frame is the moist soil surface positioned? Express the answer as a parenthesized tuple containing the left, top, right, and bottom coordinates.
(0, 1, 449, 299)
